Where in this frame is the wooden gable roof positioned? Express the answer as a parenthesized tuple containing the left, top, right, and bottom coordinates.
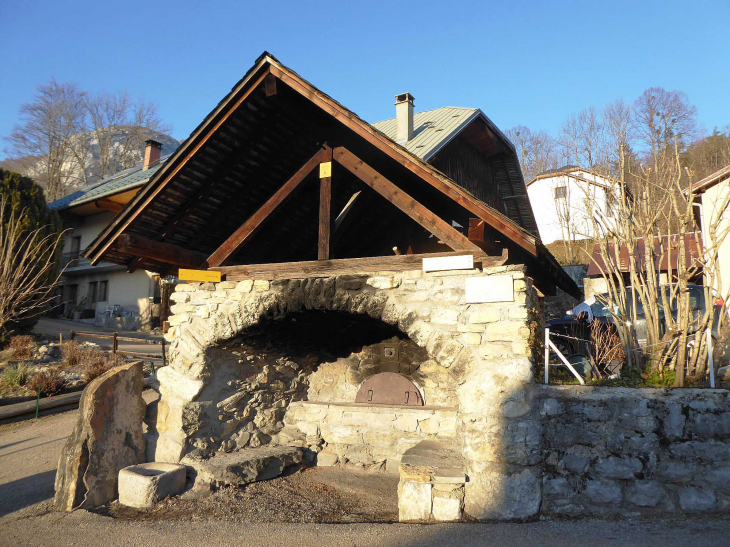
(85, 52, 578, 297)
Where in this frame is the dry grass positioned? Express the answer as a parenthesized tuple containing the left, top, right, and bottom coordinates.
(3, 363, 29, 386)
(9, 335, 34, 360)
(27, 367, 65, 396)
(61, 341, 83, 367)
(82, 349, 125, 382)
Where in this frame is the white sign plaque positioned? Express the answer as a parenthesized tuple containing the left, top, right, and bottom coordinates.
(465, 275, 514, 304)
(422, 255, 473, 272)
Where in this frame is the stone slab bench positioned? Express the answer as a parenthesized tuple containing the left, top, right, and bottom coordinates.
(398, 440, 466, 522)
(181, 445, 303, 492)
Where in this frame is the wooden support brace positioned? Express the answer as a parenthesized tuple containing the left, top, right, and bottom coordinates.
(118, 234, 208, 269)
(207, 145, 331, 267)
(333, 147, 482, 253)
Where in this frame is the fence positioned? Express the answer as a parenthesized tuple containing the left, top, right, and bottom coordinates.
(70, 330, 167, 366)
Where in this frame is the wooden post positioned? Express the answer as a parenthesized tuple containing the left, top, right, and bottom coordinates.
(161, 338, 166, 367)
(318, 147, 333, 260)
(70, 330, 76, 341)
(112, 332, 118, 354)
(59, 333, 63, 345)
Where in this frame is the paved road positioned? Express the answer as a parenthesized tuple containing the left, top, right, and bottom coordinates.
(0, 410, 727, 547)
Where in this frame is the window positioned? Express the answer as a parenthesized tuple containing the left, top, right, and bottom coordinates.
(554, 186, 567, 199)
(99, 281, 108, 302)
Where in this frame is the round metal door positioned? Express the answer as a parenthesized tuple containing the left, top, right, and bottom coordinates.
(355, 372, 423, 406)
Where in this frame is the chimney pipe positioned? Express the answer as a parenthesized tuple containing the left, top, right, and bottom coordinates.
(395, 93, 415, 145)
(143, 139, 163, 169)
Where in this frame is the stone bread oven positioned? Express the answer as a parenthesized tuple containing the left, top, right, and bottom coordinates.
(148, 264, 544, 520)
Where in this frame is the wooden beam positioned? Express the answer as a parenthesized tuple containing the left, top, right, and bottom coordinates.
(268, 64, 537, 256)
(210, 250, 507, 281)
(206, 145, 330, 267)
(118, 234, 208, 269)
(333, 147, 482, 254)
(318, 148, 333, 260)
(95, 199, 123, 213)
(264, 73, 277, 97)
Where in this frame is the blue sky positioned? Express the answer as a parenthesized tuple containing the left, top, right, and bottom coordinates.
(1, 0, 728, 159)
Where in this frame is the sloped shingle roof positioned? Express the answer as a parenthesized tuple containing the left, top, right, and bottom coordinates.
(371, 107, 479, 161)
(48, 156, 171, 211)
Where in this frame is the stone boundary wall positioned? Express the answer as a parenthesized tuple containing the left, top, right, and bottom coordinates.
(539, 385, 730, 516)
(151, 264, 543, 520)
(283, 401, 458, 472)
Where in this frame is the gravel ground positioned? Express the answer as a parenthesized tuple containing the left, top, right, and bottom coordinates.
(2, 407, 730, 546)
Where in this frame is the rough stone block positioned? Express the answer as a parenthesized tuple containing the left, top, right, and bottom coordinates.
(254, 280, 270, 291)
(316, 451, 339, 467)
(465, 466, 541, 520)
(592, 456, 642, 479)
(399, 481, 432, 522)
(484, 322, 529, 342)
(468, 308, 501, 324)
(679, 487, 717, 512)
(432, 489, 463, 521)
(118, 463, 186, 508)
(626, 480, 664, 507)
(584, 479, 622, 505)
(54, 362, 146, 511)
(367, 276, 401, 289)
(431, 308, 459, 325)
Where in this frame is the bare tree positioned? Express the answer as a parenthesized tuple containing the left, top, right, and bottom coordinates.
(505, 125, 560, 182)
(0, 196, 65, 337)
(85, 92, 170, 179)
(7, 80, 87, 201)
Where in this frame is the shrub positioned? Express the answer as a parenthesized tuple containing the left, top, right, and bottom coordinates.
(9, 335, 34, 360)
(3, 363, 29, 386)
(27, 367, 65, 396)
(82, 349, 125, 383)
(62, 341, 82, 367)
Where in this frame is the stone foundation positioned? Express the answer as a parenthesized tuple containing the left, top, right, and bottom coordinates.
(540, 386, 730, 516)
(150, 265, 542, 521)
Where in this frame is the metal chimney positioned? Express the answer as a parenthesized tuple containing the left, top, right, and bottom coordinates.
(395, 93, 415, 145)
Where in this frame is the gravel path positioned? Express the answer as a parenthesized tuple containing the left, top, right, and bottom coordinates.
(1, 409, 729, 546)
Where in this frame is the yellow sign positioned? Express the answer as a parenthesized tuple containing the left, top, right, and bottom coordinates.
(178, 269, 222, 282)
(319, 162, 332, 178)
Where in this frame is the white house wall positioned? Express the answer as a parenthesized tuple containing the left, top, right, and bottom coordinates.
(701, 181, 730, 298)
(527, 174, 615, 244)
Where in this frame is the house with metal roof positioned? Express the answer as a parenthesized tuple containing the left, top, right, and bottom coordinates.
(48, 142, 173, 328)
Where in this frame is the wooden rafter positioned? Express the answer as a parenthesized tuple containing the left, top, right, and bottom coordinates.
(206, 145, 331, 267)
(210, 250, 506, 281)
(88, 68, 272, 265)
(268, 63, 537, 256)
(333, 147, 482, 254)
(94, 199, 123, 213)
(118, 235, 207, 269)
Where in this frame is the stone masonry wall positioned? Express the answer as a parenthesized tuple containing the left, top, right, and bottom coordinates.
(151, 264, 542, 521)
(540, 385, 730, 516)
(283, 401, 458, 472)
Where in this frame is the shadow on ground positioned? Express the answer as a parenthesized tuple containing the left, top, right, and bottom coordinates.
(0, 469, 56, 517)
